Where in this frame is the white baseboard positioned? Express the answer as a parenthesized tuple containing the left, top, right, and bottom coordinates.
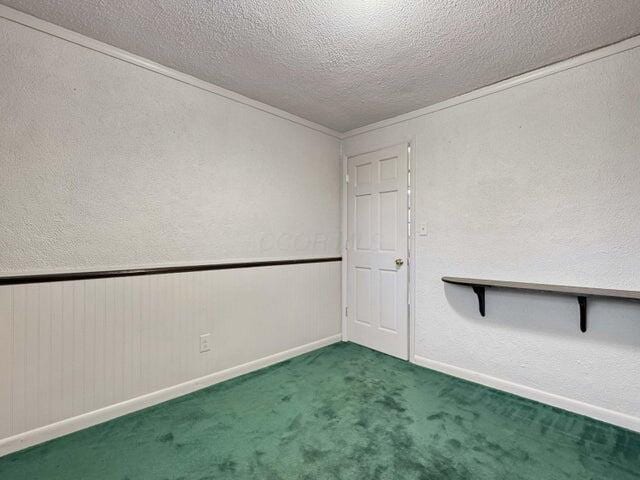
(0, 334, 342, 457)
(413, 355, 640, 433)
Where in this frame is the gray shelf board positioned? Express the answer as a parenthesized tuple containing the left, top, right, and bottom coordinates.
(442, 277, 640, 301)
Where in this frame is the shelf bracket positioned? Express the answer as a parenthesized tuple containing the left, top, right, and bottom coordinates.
(577, 296, 587, 333)
(472, 286, 486, 317)
(443, 276, 640, 334)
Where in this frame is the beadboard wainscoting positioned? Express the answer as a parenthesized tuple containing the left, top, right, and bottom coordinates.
(0, 260, 341, 455)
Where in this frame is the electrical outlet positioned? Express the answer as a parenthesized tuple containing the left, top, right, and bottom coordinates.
(199, 333, 211, 353)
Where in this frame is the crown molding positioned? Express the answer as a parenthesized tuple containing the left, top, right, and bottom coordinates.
(341, 34, 640, 139)
(0, 5, 341, 139)
(3, 4, 640, 142)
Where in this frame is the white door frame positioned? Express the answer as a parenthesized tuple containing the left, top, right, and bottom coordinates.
(341, 137, 417, 361)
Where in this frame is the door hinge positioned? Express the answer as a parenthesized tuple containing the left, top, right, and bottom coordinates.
(345, 307, 348, 317)
(345, 174, 349, 183)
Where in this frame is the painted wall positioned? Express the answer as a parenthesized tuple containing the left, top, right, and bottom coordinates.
(0, 13, 341, 452)
(343, 41, 640, 429)
(0, 15, 341, 274)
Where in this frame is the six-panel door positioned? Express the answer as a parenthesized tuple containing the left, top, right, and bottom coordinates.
(347, 144, 408, 359)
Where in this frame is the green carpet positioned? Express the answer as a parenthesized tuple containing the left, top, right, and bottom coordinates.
(1, 342, 638, 479)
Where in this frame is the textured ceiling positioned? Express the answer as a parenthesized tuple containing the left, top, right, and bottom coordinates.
(3, 1, 640, 132)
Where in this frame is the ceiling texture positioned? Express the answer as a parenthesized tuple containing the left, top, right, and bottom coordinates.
(3, 0, 640, 132)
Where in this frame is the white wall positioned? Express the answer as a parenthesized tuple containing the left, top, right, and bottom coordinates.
(0, 11, 341, 453)
(343, 40, 640, 430)
(0, 13, 341, 274)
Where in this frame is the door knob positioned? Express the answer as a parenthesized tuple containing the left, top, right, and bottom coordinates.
(395, 258, 404, 267)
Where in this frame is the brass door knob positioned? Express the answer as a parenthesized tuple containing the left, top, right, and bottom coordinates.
(395, 258, 404, 267)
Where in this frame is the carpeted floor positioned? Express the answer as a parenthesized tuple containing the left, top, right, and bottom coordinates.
(1, 342, 638, 479)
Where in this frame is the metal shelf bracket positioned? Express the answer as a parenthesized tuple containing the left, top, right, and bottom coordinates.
(472, 286, 486, 317)
(578, 296, 587, 333)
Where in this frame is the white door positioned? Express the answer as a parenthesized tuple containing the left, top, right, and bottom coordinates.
(347, 144, 408, 359)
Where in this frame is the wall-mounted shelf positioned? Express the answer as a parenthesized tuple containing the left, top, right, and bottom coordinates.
(442, 276, 640, 333)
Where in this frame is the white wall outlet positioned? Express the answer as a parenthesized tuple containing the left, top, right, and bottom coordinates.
(199, 333, 211, 353)
(418, 223, 427, 236)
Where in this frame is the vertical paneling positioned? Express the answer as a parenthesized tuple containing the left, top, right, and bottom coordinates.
(0, 287, 12, 438)
(103, 279, 115, 408)
(11, 285, 26, 434)
(61, 283, 74, 421)
(0, 262, 341, 441)
(72, 281, 85, 417)
(49, 283, 63, 423)
(24, 285, 39, 431)
(121, 277, 133, 400)
(93, 280, 106, 410)
(83, 281, 96, 413)
(37, 284, 51, 426)
(319, 262, 342, 339)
